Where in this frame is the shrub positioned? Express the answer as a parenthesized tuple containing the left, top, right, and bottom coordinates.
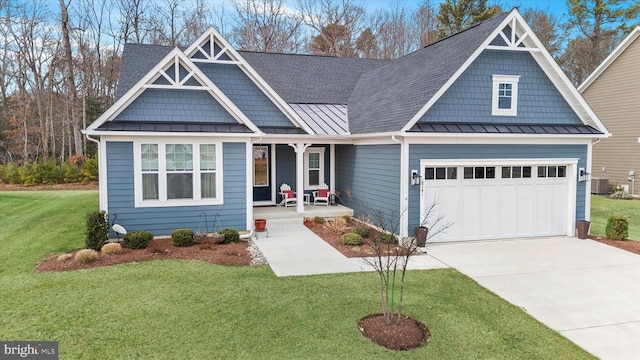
(81, 156, 99, 183)
(375, 233, 397, 244)
(123, 230, 153, 249)
(606, 215, 629, 240)
(220, 228, 240, 244)
(351, 227, 369, 238)
(341, 215, 352, 223)
(85, 211, 109, 251)
(610, 190, 634, 200)
(63, 162, 82, 183)
(75, 249, 99, 263)
(313, 216, 325, 225)
(101, 243, 122, 254)
(341, 233, 364, 245)
(172, 228, 194, 247)
(325, 218, 348, 234)
(57, 253, 73, 262)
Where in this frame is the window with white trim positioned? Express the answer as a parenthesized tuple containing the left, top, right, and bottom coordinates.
(135, 141, 223, 207)
(304, 147, 325, 189)
(492, 75, 520, 116)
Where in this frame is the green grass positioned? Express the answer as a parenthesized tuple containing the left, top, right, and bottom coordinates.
(590, 195, 640, 240)
(0, 191, 593, 359)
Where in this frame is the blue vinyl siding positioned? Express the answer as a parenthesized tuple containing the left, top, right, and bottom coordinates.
(114, 88, 237, 123)
(407, 144, 588, 232)
(105, 141, 247, 236)
(199, 63, 295, 128)
(420, 50, 583, 125)
(335, 144, 401, 229)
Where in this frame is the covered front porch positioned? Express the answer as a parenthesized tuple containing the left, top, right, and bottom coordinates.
(253, 204, 353, 222)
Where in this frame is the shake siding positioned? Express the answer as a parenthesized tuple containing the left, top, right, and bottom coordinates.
(408, 144, 588, 231)
(335, 144, 401, 228)
(114, 88, 237, 123)
(198, 63, 295, 128)
(582, 38, 640, 194)
(105, 141, 247, 236)
(420, 50, 583, 125)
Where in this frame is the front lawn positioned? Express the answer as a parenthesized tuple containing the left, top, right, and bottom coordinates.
(0, 191, 593, 359)
(590, 195, 640, 240)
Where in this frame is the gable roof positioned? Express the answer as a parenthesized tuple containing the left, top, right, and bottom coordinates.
(347, 12, 510, 134)
(115, 45, 387, 105)
(578, 26, 640, 92)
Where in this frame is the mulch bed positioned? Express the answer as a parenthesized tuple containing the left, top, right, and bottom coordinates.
(37, 237, 251, 272)
(0, 182, 99, 191)
(305, 220, 410, 258)
(589, 236, 640, 255)
(358, 313, 430, 350)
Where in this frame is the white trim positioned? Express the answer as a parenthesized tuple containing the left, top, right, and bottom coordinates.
(492, 75, 520, 116)
(132, 139, 224, 208)
(579, 27, 640, 92)
(271, 144, 277, 204)
(99, 139, 108, 212)
(304, 147, 325, 190)
(329, 144, 336, 194)
(394, 135, 410, 237)
(400, 9, 610, 137)
(246, 141, 254, 230)
(86, 48, 261, 135)
(184, 27, 315, 135)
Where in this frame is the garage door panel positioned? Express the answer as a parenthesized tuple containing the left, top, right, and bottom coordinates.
(422, 163, 570, 242)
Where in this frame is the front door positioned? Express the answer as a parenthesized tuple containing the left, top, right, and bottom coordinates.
(253, 145, 271, 202)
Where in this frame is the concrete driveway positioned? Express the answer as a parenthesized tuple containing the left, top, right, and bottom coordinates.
(427, 237, 640, 360)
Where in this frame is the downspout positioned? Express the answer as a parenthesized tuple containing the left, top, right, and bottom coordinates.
(85, 133, 107, 212)
(391, 134, 409, 238)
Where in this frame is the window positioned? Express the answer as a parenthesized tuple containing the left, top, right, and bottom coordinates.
(538, 165, 566, 178)
(135, 141, 222, 207)
(502, 166, 532, 179)
(492, 75, 520, 116)
(424, 167, 457, 180)
(304, 147, 325, 189)
(464, 166, 495, 179)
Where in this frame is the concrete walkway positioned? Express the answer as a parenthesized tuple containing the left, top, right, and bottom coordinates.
(252, 222, 640, 359)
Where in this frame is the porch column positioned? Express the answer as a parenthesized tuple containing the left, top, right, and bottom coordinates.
(289, 143, 309, 213)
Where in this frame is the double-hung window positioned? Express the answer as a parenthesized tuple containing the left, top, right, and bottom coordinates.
(304, 147, 325, 190)
(492, 75, 520, 116)
(135, 141, 222, 207)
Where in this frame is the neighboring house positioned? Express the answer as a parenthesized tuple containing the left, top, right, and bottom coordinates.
(85, 9, 608, 243)
(579, 27, 640, 195)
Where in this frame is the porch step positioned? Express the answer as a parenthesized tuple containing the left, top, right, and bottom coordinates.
(253, 205, 353, 222)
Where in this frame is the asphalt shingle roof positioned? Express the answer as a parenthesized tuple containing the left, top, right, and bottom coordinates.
(347, 11, 511, 134)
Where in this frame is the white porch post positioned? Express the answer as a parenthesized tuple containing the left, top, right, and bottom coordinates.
(289, 143, 309, 213)
(330, 144, 336, 194)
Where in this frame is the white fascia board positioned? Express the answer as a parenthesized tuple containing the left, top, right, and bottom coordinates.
(405, 135, 592, 145)
(184, 27, 315, 135)
(579, 27, 640, 92)
(102, 135, 254, 143)
(86, 131, 257, 140)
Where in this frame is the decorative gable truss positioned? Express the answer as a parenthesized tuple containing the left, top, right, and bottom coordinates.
(184, 28, 315, 134)
(88, 48, 260, 133)
(402, 9, 609, 136)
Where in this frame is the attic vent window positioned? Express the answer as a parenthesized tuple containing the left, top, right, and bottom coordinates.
(492, 75, 520, 116)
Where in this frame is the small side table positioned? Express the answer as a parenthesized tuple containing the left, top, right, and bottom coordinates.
(303, 193, 310, 205)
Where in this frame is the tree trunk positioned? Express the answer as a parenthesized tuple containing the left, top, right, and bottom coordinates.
(60, 0, 83, 156)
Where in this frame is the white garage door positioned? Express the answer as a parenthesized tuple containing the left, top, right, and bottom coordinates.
(421, 162, 572, 242)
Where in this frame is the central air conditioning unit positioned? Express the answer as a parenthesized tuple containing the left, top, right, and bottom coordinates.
(591, 178, 609, 194)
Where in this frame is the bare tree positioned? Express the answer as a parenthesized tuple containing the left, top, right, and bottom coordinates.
(60, 0, 82, 156)
(367, 3, 413, 59)
(298, 0, 366, 57)
(413, 0, 439, 47)
(522, 8, 562, 58)
(230, 0, 304, 53)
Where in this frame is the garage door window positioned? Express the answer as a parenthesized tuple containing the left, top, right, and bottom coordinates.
(425, 167, 457, 180)
(538, 165, 566, 178)
(502, 166, 532, 179)
(464, 166, 495, 179)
